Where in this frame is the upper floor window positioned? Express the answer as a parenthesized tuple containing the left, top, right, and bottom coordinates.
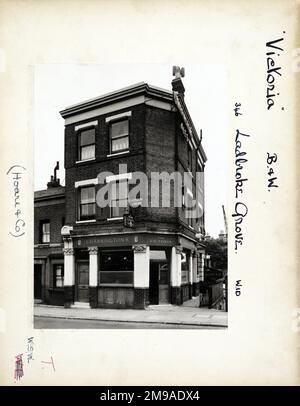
(110, 180, 128, 218)
(79, 186, 96, 220)
(40, 221, 50, 243)
(78, 128, 95, 161)
(185, 191, 194, 228)
(110, 119, 129, 154)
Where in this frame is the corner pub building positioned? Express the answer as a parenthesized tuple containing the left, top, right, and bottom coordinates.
(34, 70, 207, 309)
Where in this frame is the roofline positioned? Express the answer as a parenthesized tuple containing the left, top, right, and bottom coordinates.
(34, 188, 66, 202)
(59, 82, 173, 119)
(34, 195, 65, 203)
(59, 81, 207, 161)
(198, 143, 207, 162)
(174, 92, 207, 162)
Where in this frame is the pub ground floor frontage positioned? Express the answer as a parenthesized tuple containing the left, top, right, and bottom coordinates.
(34, 232, 205, 309)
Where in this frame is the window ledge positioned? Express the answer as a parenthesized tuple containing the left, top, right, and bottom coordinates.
(107, 217, 123, 221)
(106, 150, 129, 158)
(75, 158, 96, 164)
(76, 219, 97, 224)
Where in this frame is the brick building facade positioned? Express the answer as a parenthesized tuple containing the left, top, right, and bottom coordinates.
(34, 74, 207, 309)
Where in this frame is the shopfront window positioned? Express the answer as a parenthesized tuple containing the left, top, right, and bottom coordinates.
(100, 250, 133, 284)
(181, 251, 190, 283)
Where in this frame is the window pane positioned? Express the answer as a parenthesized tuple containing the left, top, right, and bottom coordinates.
(110, 180, 128, 217)
(81, 203, 95, 217)
(111, 136, 129, 152)
(150, 250, 167, 260)
(181, 252, 189, 271)
(56, 277, 63, 287)
(42, 222, 50, 243)
(79, 186, 95, 220)
(54, 265, 64, 287)
(42, 222, 50, 233)
(111, 205, 126, 218)
(100, 272, 133, 284)
(159, 264, 169, 284)
(100, 251, 133, 272)
(80, 128, 95, 146)
(81, 145, 95, 160)
(111, 120, 128, 138)
(110, 181, 128, 199)
(181, 270, 189, 283)
(81, 187, 95, 204)
(42, 233, 50, 243)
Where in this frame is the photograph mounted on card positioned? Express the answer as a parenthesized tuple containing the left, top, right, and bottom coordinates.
(0, 0, 298, 387)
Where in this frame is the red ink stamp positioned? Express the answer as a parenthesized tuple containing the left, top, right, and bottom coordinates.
(14, 353, 24, 382)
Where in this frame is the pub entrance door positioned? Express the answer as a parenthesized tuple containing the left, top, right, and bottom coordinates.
(149, 260, 170, 305)
(76, 261, 89, 302)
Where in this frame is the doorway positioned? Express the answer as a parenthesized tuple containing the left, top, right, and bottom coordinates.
(149, 261, 159, 304)
(34, 264, 42, 300)
(149, 250, 170, 305)
(76, 262, 89, 302)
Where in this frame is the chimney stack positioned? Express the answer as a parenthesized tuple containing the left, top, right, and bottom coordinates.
(172, 66, 185, 97)
(47, 161, 61, 188)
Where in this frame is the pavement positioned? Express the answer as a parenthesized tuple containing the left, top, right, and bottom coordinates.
(34, 298, 228, 328)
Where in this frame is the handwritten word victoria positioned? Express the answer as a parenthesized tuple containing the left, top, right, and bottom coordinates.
(266, 35, 284, 110)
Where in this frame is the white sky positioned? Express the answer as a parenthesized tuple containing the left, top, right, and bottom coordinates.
(34, 64, 228, 237)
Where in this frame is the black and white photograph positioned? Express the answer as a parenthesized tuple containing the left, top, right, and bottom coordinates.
(1, 0, 299, 389)
(33, 64, 228, 329)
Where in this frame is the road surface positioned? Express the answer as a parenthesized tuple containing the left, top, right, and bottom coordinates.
(34, 316, 223, 329)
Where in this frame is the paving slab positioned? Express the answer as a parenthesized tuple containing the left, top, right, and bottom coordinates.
(34, 302, 228, 328)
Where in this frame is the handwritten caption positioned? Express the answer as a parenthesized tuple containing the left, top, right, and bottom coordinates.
(14, 337, 55, 383)
(233, 126, 250, 252)
(6, 165, 26, 238)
